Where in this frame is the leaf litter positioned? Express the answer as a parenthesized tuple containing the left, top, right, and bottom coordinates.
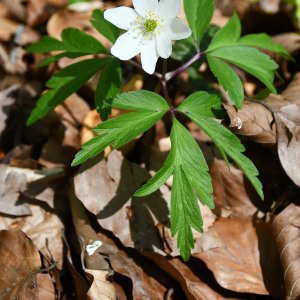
(0, 0, 300, 298)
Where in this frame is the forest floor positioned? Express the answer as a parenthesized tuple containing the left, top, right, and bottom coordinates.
(0, 0, 300, 299)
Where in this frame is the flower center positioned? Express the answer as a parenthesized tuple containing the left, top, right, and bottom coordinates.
(130, 10, 164, 42)
(144, 19, 157, 33)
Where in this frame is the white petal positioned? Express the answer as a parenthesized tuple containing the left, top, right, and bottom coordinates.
(156, 0, 180, 19)
(104, 7, 138, 30)
(111, 32, 141, 60)
(156, 34, 172, 59)
(167, 18, 192, 40)
(141, 40, 159, 74)
(132, 0, 158, 16)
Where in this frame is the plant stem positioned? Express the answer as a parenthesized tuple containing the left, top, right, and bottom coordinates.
(165, 51, 202, 82)
(128, 59, 162, 80)
(161, 59, 171, 106)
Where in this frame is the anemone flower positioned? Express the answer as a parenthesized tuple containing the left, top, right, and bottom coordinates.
(104, 0, 192, 74)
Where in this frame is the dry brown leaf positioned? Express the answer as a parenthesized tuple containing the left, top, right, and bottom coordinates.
(271, 33, 300, 78)
(0, 84, 19, 140)
(39, 93, 90, 168)
(274, 104, 300, 187)
(0, 164, 31, 216)
(26, 0, 50, 27)
(85, 269, 116, 300)
(0, 229, 55, 299)
(109, 250, 171, 299)
(273, 203, 300, 300)
(2, 0, 26, 22)
(282, 72, 300, 109)
(66, 247, 90, 300)
(145, 252, 244, 300)
(209, 159, 258, 217)
(195, 217, 284, 296)
(67, 183, 115, 270)
(272, 33, 300, 58)
(74, 150, 216, 257)
(223, 101, 276, 144)
(74, 150, 171, 255)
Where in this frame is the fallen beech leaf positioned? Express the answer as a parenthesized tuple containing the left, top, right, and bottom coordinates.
(273, 203, 300, 300)
(85, 269, 116, 300)
(0, 164, 31, 216)
(195, 217, 284, 296)
(2, 0, 26, 22)
(223, 102, 276, 144)
(209, 159, 258, 217)
(67, 183, 115, 270)
(0, 84, 19, 140)
(39, 93, 90, 168)
(274, 104, 300, 187)
(272, 33, 300, 58)
(271, 33, 300, 78)
(74, 150, 171, 255)
(0, 229, 55, 299)
(110, 250, 171, 299)
(74, 150, 215, 257)
(282, 72, 300, 110)
(144, 252, 244, 300)
(26, 0, 50, 27)
(25, 213, 64, 270)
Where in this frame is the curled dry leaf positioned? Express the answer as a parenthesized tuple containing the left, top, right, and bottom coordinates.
(272, 203, 300, 300)
(274, 104, 300, 187)
(223, 101, 276, 144)
(195, 217, 284, 296)
(85, 269, 116, 300)
(0, 229, 55, 299)
(209, 159, 258, 218)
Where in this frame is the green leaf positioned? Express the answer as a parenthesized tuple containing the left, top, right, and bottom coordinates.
(172, 119, 214, 208)
(172, 118, 212, 260)
(134, 149, 175, 197)
(184, 0, 214, 43)
(135, 118, 214, 260)
(177, 91, 226, 118)
(206, 55, 244, 109)
(27, 58, 109, 125)
(61, 28, 109, 54)
(171, 165, 202, 261)
(177, 105, 263, 199)
(72, 111, 166, 166)
(210, 45, 278, 93)
(206, 12, 241, 52)
(95, 58, 122, 121)
(110, 90, 170, 112)
(238, 33, 293, 60)
(91, 9, 120, 43)
(38, 52, 87, 67)
(26, 36, 64, 53)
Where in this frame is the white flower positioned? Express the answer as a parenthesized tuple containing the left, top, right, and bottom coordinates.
(104, 0, 192, 74)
